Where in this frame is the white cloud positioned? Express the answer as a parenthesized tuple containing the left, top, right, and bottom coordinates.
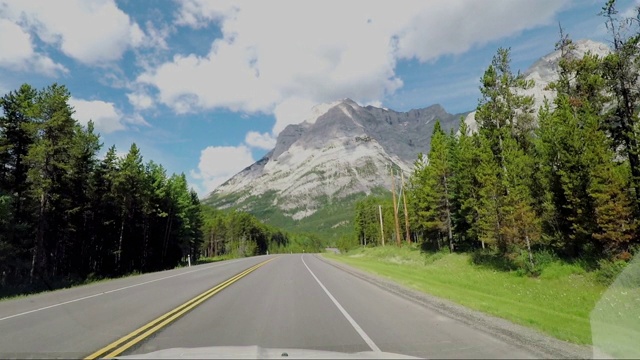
(127, 91, 154, 110)
(174, 0, 238, 28)
(0, 18, 67, 76)
(71, 97, 151, 134)
(245, 131, 276, 150)
(137, 0, 569, 135)
(190, 145, 255, 196)
(0, 19, 33, 65)
(70, 97, 125, 134)
(124, 112, 151, 128)
(1, 0, 146, 65)
(272, 97, 330, 134)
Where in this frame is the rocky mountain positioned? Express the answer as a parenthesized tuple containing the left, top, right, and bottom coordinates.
(205, 39, 611, 237)
(204, 99, 466, 235)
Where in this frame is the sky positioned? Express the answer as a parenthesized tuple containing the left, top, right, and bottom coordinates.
(0, 0, 636, 197)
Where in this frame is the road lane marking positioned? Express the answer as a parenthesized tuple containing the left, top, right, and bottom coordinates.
(85, 257, 277, 359)
(301, 255, 381, 352)
(0, 258, 248, 322)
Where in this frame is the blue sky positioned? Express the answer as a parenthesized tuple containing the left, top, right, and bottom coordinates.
(0, 0, 635, 197)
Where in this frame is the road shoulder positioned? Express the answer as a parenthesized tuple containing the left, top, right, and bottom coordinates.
(317, 254, 596, 359)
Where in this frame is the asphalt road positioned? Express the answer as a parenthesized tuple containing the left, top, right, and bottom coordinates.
(0, 254, 547, 359)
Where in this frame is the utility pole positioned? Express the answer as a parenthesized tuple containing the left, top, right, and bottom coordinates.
(401, 171, 411, 244)
(378, 204, 385, 246)
(390, 167, 402, 246)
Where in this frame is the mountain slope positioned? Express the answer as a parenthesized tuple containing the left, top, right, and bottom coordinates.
(204, 99, 466, 236)
(205, 39, 611, 238)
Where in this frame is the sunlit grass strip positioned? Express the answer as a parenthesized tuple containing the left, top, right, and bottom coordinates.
(324, 247, 606, 344)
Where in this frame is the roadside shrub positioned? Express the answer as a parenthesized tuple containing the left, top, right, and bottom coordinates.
(470, 249, 517, 271)
(423, 248, 448, 265)
(595, 259, 628, 285)
(337, 234, 359, 253)
(515, 249, 560, 277)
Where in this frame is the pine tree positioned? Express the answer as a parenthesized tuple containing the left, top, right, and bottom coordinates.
(114, 143, 146, 273)
(0, 84, 39, 273)
(600, 0, 640, 211)
(475, 135, 505, 252)
(26, 84, 77, 280)
(475, 47, 535, 174)
(67, 121, 101, 276)
(589, 156, 637, 259)
(451, 119, 482, 250)
(408, 121, 455, 251)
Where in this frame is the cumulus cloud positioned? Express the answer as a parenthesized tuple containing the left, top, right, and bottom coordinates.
(190, 145, 255, 196)
(138, 0, 568, 136)
(0, 19, 67, 76)
(170, 0, 570, 194)
(70, 98, 126, 133)
(127, 91, 154, 110)
(245, 131, 276, 150)
(1, 0, 146, 65)
(272, 97, 319, 135)
(70, 97, 149, 134)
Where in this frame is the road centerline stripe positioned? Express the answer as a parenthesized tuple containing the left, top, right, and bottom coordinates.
(84, 257, 277, 359)
(301, 254, 381, 353)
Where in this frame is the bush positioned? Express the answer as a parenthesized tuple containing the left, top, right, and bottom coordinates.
(595, 259, 628, 285)
(514, 249, 560, 277)
(470, 249, 517, 271)
(337, 234, 359, 253)
(423, 248, 448, 265)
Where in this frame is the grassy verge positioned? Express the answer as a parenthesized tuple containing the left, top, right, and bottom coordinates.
(323, 246, 608, 345)
(0, 270, 144, 302)
(1, 256, 234, 302)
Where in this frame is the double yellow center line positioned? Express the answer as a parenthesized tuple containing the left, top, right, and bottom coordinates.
(85, 257, 277, 359)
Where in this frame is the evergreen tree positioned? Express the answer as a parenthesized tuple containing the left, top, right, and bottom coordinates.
(600, 0, 640, 211)
(450, 120, 482, 250)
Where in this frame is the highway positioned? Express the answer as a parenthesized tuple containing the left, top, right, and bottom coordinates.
(0, 254, 585, 359)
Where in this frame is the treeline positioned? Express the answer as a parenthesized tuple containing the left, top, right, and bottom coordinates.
(200, 206, 325, 258)
(0, 83, 203, 291)
(351, 2, 640, 272)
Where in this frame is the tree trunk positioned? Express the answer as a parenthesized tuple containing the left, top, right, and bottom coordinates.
(161, 207, 173, 261)
(142, 217, 149, 269)
(117, 213, 125, 272)
(443, 174, 454, 252)
(33, 193, 47, 281)
(29, 247, 36, 284)
(525, 232, 534, 270)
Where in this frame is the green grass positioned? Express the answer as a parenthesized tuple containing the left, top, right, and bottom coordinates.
(324, 246, 608, 345)
(0, 269, 144, 302)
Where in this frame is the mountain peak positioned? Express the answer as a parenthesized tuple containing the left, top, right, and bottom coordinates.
(207, 101, 460, 226)
(340, 98, 359, 106)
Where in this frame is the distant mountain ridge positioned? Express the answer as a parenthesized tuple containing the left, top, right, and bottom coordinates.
(205, 39, 611, 237)
(205, 99, 466, 234)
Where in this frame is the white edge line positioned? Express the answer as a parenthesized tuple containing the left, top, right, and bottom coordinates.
(0, 258, 247, 322)
(301, 254, 381, 352)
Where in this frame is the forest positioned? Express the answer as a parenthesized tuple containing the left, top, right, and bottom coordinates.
(0, 82, 323, 296)
(199, 206, 325, 259)
(0, 83, 206, 293)
(349, 3, 640, 275)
